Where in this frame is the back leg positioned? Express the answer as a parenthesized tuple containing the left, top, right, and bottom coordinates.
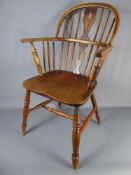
(90, 93, 101, 125)
(21, 90, 31, 135)
(72, 106, 81, 170)
(58, 102, 62, 109)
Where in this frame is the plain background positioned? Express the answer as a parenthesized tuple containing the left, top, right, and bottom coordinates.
(0, 0, 131, 109)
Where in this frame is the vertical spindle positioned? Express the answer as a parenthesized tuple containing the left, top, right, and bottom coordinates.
(47, 41, 51, 72)
(42, 41, 46, 73)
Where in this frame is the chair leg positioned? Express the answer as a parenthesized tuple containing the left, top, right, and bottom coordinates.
(21, 90, 31, 135)
(58, 102, 61, 109)
(90, 93, 101, 125)
(72, 106, 81, 170)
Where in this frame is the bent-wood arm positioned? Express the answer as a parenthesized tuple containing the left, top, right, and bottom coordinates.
(20, 37, 107, 47)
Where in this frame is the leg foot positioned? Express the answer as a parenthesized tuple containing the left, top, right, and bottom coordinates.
(21, 90, 30, 136)
(21, 123, 27, 136)
(72, 154, 79, 170)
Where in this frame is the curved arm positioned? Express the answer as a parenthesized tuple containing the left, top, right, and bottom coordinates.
(20, 36, 110, 77)
(20, 37, 107, 47)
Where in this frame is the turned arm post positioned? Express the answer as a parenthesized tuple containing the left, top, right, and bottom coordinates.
(30, 42, 43, 76)
(89, 45, 112, 83)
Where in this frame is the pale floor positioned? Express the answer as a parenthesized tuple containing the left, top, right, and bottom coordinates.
(0, 107, 131, 175)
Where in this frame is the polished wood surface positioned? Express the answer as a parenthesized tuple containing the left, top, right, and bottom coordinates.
(23, 70, 97, 105)
(20, 3, 120, 170)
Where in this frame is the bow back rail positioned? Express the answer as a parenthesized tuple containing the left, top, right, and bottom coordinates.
(56, 3, 119, 43)
(56, 3, 119, 74)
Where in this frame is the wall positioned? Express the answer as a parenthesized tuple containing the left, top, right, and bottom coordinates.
(0, 0, 131, 109)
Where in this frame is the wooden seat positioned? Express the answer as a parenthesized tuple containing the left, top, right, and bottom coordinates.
(23, 70, 97, 105)
(20, 2, 120, 170)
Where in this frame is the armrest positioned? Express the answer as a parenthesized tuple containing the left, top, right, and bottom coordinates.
(20, 37, 107, 47)
(96, 45, 112, 58)
(20, 36, 109, 77)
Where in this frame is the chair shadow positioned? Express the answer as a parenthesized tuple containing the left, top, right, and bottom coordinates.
(26, 112, 71, 168)
(26, 115, 55, 135)
(80, 111, 129, 169)
(42, 145, 71, 169)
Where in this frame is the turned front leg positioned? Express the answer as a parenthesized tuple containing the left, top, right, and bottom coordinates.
(21, 90, 30, 135)
(72, 106, 81, 170)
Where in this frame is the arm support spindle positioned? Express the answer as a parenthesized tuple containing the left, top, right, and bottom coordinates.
(89, 45, 112, 82)
(30, 42, 43, 76)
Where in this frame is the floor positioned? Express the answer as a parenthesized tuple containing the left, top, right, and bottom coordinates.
(0, 107, 131, 175)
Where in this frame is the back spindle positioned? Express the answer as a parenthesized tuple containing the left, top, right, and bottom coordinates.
(52, 41, 55, 70)
(42, 41, 46, 73)
(47, 41, 51, 72)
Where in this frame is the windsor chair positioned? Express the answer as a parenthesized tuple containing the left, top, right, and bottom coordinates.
(20, 3, 119, 170)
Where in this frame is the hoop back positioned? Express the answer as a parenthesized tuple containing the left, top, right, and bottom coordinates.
(55, 3, 119, 75)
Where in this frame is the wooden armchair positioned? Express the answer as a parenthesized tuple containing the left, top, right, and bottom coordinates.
(20, 3, 119, 170)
